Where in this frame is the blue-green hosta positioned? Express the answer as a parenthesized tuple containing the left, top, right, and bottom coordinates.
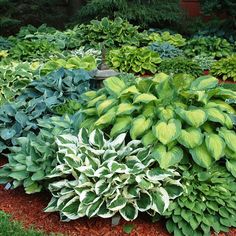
(45, 129, 183, 221)
(0, 115, 75, 194)
(79, 74, 236, 173)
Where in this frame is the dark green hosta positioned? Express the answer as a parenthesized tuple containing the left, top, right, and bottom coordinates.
(0, 115, 74, 194)
(164, 164, 236, 236)
(79, 74, 236, 173)
(45, 129, 183, 221)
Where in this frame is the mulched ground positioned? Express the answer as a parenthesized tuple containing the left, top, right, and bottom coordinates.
(1, 151, 236, 236)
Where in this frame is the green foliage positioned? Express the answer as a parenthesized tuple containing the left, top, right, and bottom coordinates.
(79, 74, 236, 171)
(211, 55, 236, 81)
(107, 46, 161, 74)
(184, 37, 234, 59)
(53, 100, 81, 115)
(193, 55, 216, 71)
(158, 57, 203, 77)
(75, 17, 142, 48)
(45, 129, 183, 221)
(73, 0, 183, 29)
(149, 42, 183, 59)
(0, 115, 74, 194)
(147, 31, 186, 47)
(0, 61, 40, 104)
(0, 36, 12, 50)
(40, 55, 97, 76)
(164, 163, 236, 236)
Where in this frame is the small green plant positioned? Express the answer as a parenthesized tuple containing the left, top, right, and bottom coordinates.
(107, 46, 161, 74)
(193, 55, 216, 71)
(184, 36, 234, 59)
(211, 55, 236, 81)
(53, 100, 81, 115)
(158, 57, 203, 77)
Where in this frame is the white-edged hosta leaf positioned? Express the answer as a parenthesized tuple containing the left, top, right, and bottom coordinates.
(151, 187, 170, 214)
(110, 116, 132, 137)
(44, 197, 58, 212)
(116, 103, 138, 116)
(61, 196, 81, 220)
(177, 128, 203, 149)
(89, 129, 105, 148)
(95, 179, 111, 195)
(141, 131, 156, 146)
(107, 133, 126, 149)
(176, 108, 207, 128)
(190, 75, 218, 91)
(130, 116, 152, 140)
(165, 180, 183, 199)
(97, 202, 116, 218)
(152, 144, 183, 169)
(219, 128, 236, 152)
(152, 119, 181, 145)
(226, 160, 236, 178)
(146, 167, 172, 182)
(205, 133, 225, 161)
(107, 161, 128, 173)
(107, 195, 127, 211)
(80, 190, 98, 205)
(136, 192, 152, 212)
(133, 93, 158, 104)
(119, 203, 138, 221)
(190, 144, 214, 168)
(86, 198, 104, 218)
(97, 98, 116, 116)
(78, 128, 89, 144)
(103, 77, 126, 97)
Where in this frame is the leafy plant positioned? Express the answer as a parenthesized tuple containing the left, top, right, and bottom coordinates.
(40, 56, 97, 76)
(0, 115, 74, 194)
(164, 163, 236, 236)
(158, 57, 202, 77)
(0, 36, 12, 50)
(184, 36, 234, 59)
(149, 42, 183, 59)
(107, 46, 161, 74)
(148, 31, 186, 47)
(53, 100, 81, 116)
(79, 74, 236, 172)
(75, 17, 143, 48)
(211, 55, 236, 81)
(45, 129, 183, 221)
(193, 55, 216, 71)
(0, 61, 40, 104)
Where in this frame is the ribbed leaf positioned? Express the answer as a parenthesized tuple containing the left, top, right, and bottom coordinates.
(226, 160, 236, 178)
(97, 98, 116, 116)
(130, 116, 152, 139)
(103, 77, 126, 97)
(190, 75, 218, 91)
(94, 107, 116, 127)
(219, 128, 236, 152)
(116, 103, 137, 116)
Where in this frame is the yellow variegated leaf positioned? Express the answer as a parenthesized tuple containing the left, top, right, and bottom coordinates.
(94, 107, 117, 127)
(80, 117, 97, 131)
(97, 98, 116, 116)
(120, 85, 140, 96)
(157, 106, 175, 121)
(142, 131, 156, 146)
(81, 107, 97, 116)
(219, 128, 236, 153)
(205, 100, 235, 114)
(190, 75, 218, 91)
(152, 119, 181, 145)
(116, 103, 138, 116)
(133, 93, 158, 104)
(142, 104, 156, 118)
(175, 108, 207, 128)
(103, 77, 126, 96)
(177, 128, 203, 148)
(153, 73, 169, 83)
(207, 108, 226, 125)
(87, 94, 107, 108)
(130, 116, 152, 139)
(110, 116, 132, 137)
(190, 144, 214, 168)
(81, 91, 97, 101)
(205, 133, 225, 161)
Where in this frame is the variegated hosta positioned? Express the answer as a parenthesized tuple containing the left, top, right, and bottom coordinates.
(79, 74, 236, 173)
(45, 129, 183, 221)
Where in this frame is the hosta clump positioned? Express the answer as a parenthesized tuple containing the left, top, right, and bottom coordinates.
(164, 163, 236, 236)
(158, 57, 202, 77)
(0, 116, 74, 194)
(53, 100, 81, 115)
(184, 37, 234, 59)
(0, 61, 40, 104)
(79, 74, 236, 173)
(149, 42, 183, 59)
(107, 46, 161, 74)
(0, 37, 12, 50)
(211, 55, 236, 81)
(45, 129, 183, 221)
(193, 55, 216, 71)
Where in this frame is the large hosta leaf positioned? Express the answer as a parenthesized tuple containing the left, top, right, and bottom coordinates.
(133, 93, 158, 104)
(142, 131, 156, 146)
(190, 144, 214, 168)
(103, 77, 126, 97)
(130, 116, 152, 139)
(152, 119, 181, 145)
(116, 103, 137, 116)
(226, 160, 236, 178)
(136, 192, 152, 212)
(96, 98, 116, 116)
(94, 107, 116, 127)
(177, 128, 203, 148)
(219, 128, 236, 153)
(176, 108, 207, 128)
(110, 116, 132, 137)
(119, 203, 138, 221)
(190, 75, 218, 91)
(153, 144, 183, 169)
(151, 188, 169, 214)
(205, 133, 225, 161)
(107, 195, 126, 211)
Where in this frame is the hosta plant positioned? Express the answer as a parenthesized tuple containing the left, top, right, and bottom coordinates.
(184, 36, 234, 59)
(0, 36, 12, 50)
(79, 74, 236, 173)
(107, 46, 161, 74)
(0, 115, 74, 194)
(149, 42, 183, 59)
(53, 100, 81, 115)
(193, 55, 216, 71)
(211, 55, 236, 81)
(148, 32, 186, 47)
(158, 57, 202, 77)
(45, 129, 183, 221)
(164, 163, 236, 236)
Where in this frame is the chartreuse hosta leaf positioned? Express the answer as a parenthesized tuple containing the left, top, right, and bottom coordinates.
(96, 98, 116, 116)
(153, 119, 181, 145)
(157, 106, 175, 121)
(133, 93, 158, 104)
(103, 77, 127, 97)
(190, 75, 218, 91)
(176, 108, 207, 128)
(206, 100, 235, 114)
(45, 129, 183, 222)
(116, 103, 138, 116)
(219, 128, 236, 153)
(142, 131, 156, 146)
(177, 128, 203, 149)
(94, 107, 117, 127)
(205, 133, 225, 161)
(110, 116, 132, 137)
(130, 116, 152, 139)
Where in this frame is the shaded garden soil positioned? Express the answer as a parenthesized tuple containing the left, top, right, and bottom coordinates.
(0, 159, 236, 236)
